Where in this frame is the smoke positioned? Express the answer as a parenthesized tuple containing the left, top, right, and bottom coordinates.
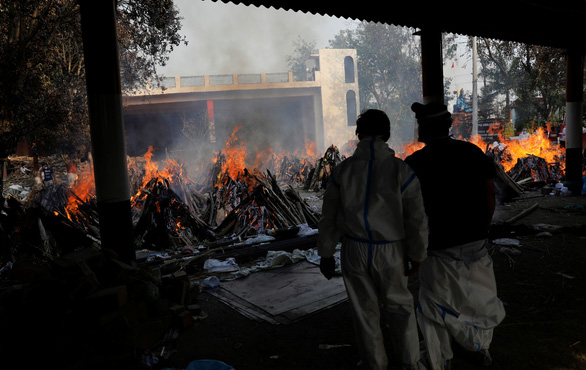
(127, 0, 357, 174)
(158, 0, 356, 76)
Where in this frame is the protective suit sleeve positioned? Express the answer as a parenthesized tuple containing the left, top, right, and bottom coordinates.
(400, 170, 428, 262)
(317, 177, 342, 259)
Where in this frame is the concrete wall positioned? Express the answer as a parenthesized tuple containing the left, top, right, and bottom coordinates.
(123, 49, 360, 155)
(317, 49, 360, 148)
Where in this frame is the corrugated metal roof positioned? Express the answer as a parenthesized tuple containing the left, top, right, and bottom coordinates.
(216, 0, 586, 50)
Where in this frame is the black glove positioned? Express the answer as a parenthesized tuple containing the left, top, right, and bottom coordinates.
(404, 257, 420, 276)
(320, 256, 336, 280)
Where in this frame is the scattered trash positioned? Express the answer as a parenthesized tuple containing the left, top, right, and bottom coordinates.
(235, 234, 275, 246)
(202, 276, 221, 289)
(535, 231, 553, 238)
(204, 258, 240, 273)
(499, 247, 522, 255)
(492, 238, 521, 246)
(297, 223, 319, 237)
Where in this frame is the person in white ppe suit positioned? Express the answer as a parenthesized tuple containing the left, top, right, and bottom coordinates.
(318, 109, 428, 370)
(405, 102, 506, 369)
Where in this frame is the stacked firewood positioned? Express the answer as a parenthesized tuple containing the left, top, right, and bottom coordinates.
(485, 144, 564, 186)
(132, 177, 215, 250)
(212, 169, 320, 238)
(274, 156, 314, 186)
(507, 155, 564, 185)
(2, 146, 337, 255)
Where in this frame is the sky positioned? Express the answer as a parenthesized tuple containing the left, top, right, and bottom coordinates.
(157, 0, 475, 106)
(157, 0, 359, 77)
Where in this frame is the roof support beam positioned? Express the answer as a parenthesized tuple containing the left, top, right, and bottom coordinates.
(78, 0, 135, 263)
(564, 48, 585, 195)
(418, 28, 445, 104)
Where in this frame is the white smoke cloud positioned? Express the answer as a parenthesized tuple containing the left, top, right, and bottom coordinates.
(158, 0, 358, 77)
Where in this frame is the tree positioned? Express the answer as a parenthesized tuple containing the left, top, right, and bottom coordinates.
(326, 22, 422, 143)
(0, 0, 187, 159)
(286, 36, 317, 82)
(475, 38, 568, 132)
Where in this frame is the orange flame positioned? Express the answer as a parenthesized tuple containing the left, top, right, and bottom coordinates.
(483, 126, 565, 172)
(65, 168, 95, 217)
(396, 124, 565, 175)
(220, 126, 247, 180)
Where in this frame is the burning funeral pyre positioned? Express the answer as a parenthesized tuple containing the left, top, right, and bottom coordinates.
(0, 122, 576, 367)
(1, 127, 347, 268)
(0, 124, 573, 265)
(0, 129, 347, 364)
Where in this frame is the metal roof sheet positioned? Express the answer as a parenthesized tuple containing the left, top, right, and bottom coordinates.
(216, 0, 586, 50)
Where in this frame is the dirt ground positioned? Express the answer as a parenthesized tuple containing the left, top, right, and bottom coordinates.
(153, 192, 586, 370)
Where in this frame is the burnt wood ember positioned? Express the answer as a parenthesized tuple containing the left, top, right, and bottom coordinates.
(2, 147, 326, 260)
(486, 143, 565, 189)
(212, 169, 320, 237)
(508, 154, 564, 185)
(133, 177, 215, 250)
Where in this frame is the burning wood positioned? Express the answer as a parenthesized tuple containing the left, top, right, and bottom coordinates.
(132, 176, 215, 250)
(28, 140, 326, 254)
(486, 139, 565, 186)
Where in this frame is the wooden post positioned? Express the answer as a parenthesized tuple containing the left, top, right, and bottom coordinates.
(418, 28, 445, 104)
(78, 0, 134, 263)
(565, 48, 585, 195)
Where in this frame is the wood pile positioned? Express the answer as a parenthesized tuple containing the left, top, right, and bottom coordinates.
(507, 154, 564, 185)
(1, 143, 350, 263)
(485, 144, 564, 188)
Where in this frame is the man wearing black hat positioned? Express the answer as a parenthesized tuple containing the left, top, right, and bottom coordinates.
(405, 102, 506, 369)
(318, 109, 428, 370)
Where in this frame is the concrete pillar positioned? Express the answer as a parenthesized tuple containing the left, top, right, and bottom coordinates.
(78, 0, 134, 262)
(418, 28, 445, 104)
(207, 100, 217, 143)
(565, 48, 585, 195)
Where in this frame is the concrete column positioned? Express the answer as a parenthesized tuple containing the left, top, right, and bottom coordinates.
(418, 28, 445, 104)
(207, 100, 217, 143)
(79, 0, 134, 262)
(565, 48, 585, 195)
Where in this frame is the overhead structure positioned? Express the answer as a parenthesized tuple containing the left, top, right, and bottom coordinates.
(217, 0, 586, 50)
(78, 0, 585, 261)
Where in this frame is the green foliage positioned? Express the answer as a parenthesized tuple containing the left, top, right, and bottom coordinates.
(328, 22, 422, 143)
(0, 0, 187, 157)
(286, 37, 317, 82)
(475, 38, 569, 130)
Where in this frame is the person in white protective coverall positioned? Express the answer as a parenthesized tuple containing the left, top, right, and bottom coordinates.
(405, 102, 506, 369)
(318, 109, 428, 370)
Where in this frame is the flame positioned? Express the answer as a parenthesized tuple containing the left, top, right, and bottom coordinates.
(484, 126, 565, 172)
(395, 124, 565, 176)
(304, 138, 318, 158)
(65, 167, 96, 217)
(396, 141, 424, 158)
(220, 126, 247, 180)
(140, 145, 174, 187)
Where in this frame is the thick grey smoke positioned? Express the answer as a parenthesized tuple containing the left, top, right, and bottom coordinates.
(158, 0, 357, 76)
